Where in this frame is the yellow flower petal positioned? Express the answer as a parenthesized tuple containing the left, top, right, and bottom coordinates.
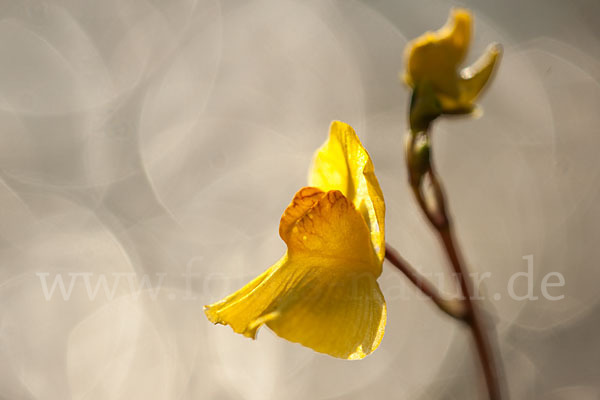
(266, 262, 386, 360)
(204, 258, 284, 339)
(205, 188, 386, 359)
(309, 121, 386, 263)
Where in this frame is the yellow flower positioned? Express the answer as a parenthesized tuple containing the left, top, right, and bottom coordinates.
(204, 121, 386, 360)
(404, 8, 501, 114)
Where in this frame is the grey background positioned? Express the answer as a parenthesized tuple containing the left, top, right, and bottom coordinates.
(0, 0, 598, 399)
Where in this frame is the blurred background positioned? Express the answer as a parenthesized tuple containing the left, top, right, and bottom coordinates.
(0, 0, 599, 398)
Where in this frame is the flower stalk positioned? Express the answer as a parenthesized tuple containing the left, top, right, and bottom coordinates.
(384, 244, 467, 320)
(406, 132, 505, 400)
(399, 8, 506, 399)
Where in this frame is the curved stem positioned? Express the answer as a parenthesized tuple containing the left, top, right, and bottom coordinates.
(384, 243, 467, 320)
(413, 168, 505, 400)
(438, 225, 504, 400)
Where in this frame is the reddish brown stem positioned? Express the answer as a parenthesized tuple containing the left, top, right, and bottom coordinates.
(438, 225, 504, 400)
(384, 243, 467, 320)
(413, 168, 505, 400)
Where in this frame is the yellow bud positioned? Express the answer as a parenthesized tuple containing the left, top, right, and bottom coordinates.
(404, 8, 501, 118)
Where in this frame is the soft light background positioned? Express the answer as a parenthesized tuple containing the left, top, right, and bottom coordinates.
(0, 0, 598, 399)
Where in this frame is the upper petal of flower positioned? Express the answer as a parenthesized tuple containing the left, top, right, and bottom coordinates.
(204, 187, 386, 359)
(309, 121, 386, 262)
(404, 8, 472, 97)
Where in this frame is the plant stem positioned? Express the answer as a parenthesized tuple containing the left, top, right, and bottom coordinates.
(438, 224, 504, 400)
(412, 166, 505, 400)
(384, 243, 467, 320)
